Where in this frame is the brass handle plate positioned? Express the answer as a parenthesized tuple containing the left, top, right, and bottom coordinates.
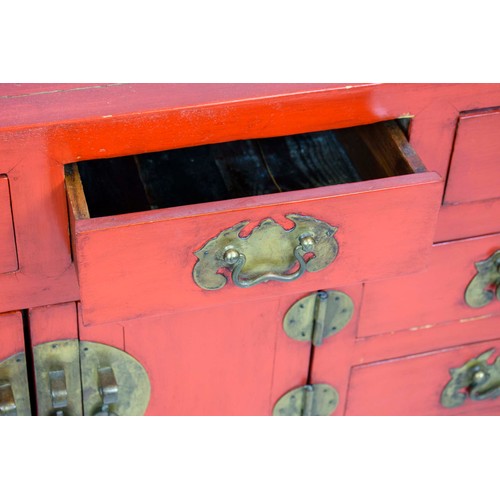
(465, 250, 500, 308)
(441, 349, 500, 408)
(193, 215, 338, 290)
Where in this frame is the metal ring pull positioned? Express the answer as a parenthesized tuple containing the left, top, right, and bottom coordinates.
(93, 366, 119, 416)
(49, 369, 68, 416)
(224, 235, 315, 288)
(0, 381, 17, 416)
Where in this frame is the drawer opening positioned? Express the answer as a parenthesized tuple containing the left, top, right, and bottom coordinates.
(66, 119, 423, 219)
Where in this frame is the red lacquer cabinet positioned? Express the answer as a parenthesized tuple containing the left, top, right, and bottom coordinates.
(0, 83, 499, 416)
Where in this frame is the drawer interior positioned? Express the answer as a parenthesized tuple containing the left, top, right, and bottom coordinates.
(66, 119, 423, 218)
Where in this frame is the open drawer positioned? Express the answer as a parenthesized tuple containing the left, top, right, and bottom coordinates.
(65, 120, 442, 326)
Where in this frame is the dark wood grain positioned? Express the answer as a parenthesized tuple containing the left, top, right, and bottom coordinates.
(77, 156, 150, 217)
(257, 130, 363, 191)
(134, 140, 278, 210)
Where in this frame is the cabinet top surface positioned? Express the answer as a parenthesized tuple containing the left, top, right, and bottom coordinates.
(1, 83, 498, 132)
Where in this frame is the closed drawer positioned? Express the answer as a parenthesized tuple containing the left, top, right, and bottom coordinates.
(0, 175, 18, 274)
(345, 335, 500, 416)
(435, 109, 500, 242)
(359, 232, 500, 337)
(65, 120, 442, 326)
(444, 109, 500, 204)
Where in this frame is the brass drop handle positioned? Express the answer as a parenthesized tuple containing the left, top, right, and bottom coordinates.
(0, 381, 17, 416)
(223, 235, 315, 288)
(93, 366, 119, 416)
(441, 349, 500, 408)
(193, 215, 339, 291)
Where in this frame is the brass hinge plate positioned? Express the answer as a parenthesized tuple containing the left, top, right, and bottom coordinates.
(273, 384, 339, 416)
(283, 290, 354, 346)
(0, 352, 31, 416)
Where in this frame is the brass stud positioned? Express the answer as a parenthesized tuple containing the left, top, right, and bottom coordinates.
(223, 248, 240, 265)
(300, 235, 315, 252)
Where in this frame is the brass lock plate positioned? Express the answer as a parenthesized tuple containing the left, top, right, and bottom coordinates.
(80, 341, 150, 416)
(283, 290, 354, 345)
(193, 214, 338, 290)
(0, 352, 31, 416)
(273, 384, 339, 416)
(33, 340, 83, 416)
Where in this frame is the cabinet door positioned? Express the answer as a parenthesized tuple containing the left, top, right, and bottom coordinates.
(79, 296, 311, 416)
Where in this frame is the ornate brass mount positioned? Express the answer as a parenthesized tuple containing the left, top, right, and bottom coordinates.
(80, 341, 150, 416)
(193, 214, 338, 290)
(440, 349, 500, 408)
(465, 250, 500, 308)
(284, 290, 353, 346)
(30, 340, 150, 416)
(273, 384, 339, 416)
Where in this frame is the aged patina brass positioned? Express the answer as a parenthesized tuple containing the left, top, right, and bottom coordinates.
(80, 342, 150, 416)
(33, 340, 83, 416)
(0, 352, 31, 416)
(273, 384, 339, 416)
(193, 214, 338, 290)
(284, 290, 354, 346)
(465, 250, 500, 308)
(441, 349, 500, 408)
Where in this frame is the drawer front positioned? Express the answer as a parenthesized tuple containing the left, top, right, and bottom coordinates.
(0, 175, 18, 274)
(345, 336, 500, 416)
(359, 232, 500, 338)
(70, 174, 441, 326)
(444, 109, 500, 204)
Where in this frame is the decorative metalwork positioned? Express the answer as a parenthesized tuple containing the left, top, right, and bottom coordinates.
(0, 352, 31, 416)
(80, 342, 150, 416)
(283, 290, 353, 346)
(193, 214, 338, 290)
(273, 384, 339, 416)
(441, 349, 500, 408)
(465, 250, 500, 308)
